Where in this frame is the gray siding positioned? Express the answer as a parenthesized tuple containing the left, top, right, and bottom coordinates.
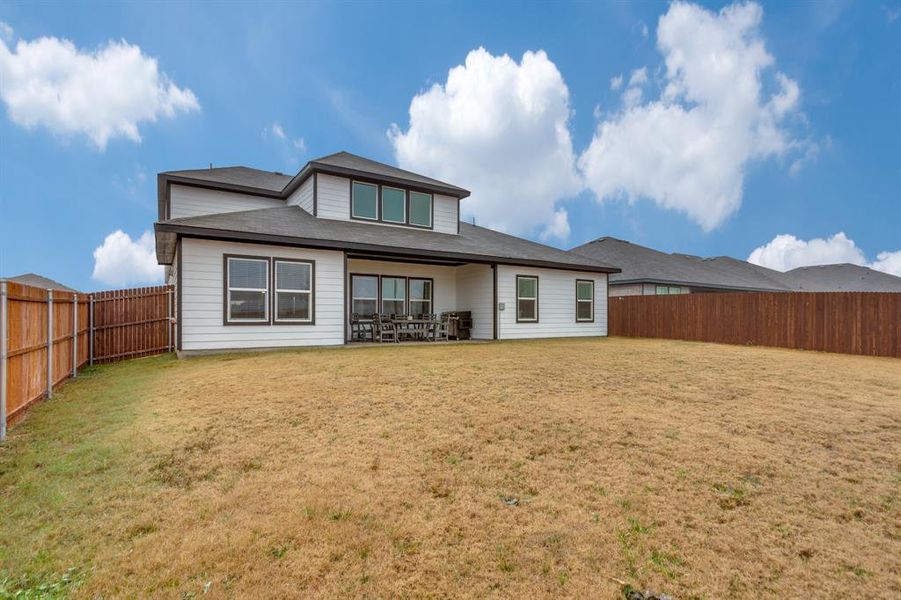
(496, 265, 607, 339)
(433, 194, 458, 235)
(180, 239, 344, 350)
(287, 176, 314, 214)
(169, 184, 285, 218)
(315, 174, 459, 234)
(455, 264, 494, 340)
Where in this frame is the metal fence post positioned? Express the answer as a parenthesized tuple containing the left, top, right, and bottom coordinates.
(72, 294, 78, 377)
(1, 281, 8, 441)
(47, 289, 53, 399)
(89, 295, 94, 365)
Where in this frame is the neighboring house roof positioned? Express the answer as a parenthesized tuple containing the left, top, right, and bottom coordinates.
(571, 237, 790, 292)
(154, 206, 620, 274)
(783, 264, 901, 292)
(5, 273, 79, 292)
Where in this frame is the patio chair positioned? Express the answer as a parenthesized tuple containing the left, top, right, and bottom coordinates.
(434, 314, 449, 341)
(375, 314, 398, 343)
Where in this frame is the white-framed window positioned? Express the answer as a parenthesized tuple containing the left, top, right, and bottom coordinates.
(274, 259, 313, 323)
(409, 191, 432, 227)
(351, 181, 378, 220)
(381, 276, 406, 316)
(516, 275, 538, 322)
(656, 285, 669, 295)
(351, 275, 379, 316)
(576, 279, 594, 322)
(381, 186, 406, 224)
(408, 278, 433, 316)
(226, 256, 269, 323)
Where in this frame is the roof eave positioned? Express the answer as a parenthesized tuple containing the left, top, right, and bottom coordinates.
(284, 162, 471, 199)
(154, 222, 619, 274)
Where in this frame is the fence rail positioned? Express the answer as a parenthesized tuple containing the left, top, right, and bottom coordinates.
(0, 282, 173, 438)
(608, 291, 900, 358)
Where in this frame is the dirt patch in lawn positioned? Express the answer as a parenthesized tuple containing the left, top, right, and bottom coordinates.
(1, 338, 899, 598)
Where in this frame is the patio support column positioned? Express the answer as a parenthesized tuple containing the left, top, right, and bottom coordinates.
(492, 264, 498, 340)
(1, 281, 8, 441)
(46, 289, 53, 399)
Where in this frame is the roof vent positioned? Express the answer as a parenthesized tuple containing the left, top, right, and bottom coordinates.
(273, 171, 283, 176)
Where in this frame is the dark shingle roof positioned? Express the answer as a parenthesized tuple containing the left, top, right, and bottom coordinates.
(784, 264, 901, 292)
(155, 206, 619, 273)
(6, 273, 79, 292)
(304, 151, 470, 196)
(161, 152, 470, 199)
(570, 237, 790, 291)
(162, 166, 292, 192)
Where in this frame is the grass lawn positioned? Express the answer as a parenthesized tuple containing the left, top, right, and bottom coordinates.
(1, 338, 899, 598)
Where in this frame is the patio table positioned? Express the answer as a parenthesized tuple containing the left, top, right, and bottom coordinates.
(391, 318, 441, 341)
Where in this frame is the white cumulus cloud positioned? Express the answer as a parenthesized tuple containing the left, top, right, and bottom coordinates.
(579, 1, 806, 231)
(92, 230, 164, 287)
(0, 28, 199, 149)
(748, 232, 901, 277)
(389, 47, 581, 239)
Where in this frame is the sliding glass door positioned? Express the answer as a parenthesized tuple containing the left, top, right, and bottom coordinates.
(351, 275, 378, 316)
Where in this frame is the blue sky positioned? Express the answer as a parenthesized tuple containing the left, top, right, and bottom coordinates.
(0, 0, 899, 290)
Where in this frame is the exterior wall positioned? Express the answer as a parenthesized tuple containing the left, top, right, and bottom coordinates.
(433, 194, 459, 235)
(496, 265, 608, 339)
(179, 238, 345, 350)
(455, 264, 494, 340)
(314, 174, 459, 234)
(315, 173, 348, 220)
(345, 260, 458, 339)
(286, 176, 314, 214)
(169, 184, 285, 219)
(609, 283, 643, 297)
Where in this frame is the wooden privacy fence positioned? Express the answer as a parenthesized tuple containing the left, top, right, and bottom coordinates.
(0, 282, 174, 439)
(609, 292, 901, 358)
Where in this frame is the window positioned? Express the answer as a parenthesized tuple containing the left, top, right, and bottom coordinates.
(274, 260, 313, 323)
(668, 286, 681, 295)
(226, 256, 269, 323)
(516, 275, 538, 322)
(408, 278, 433, 316)
(409, 191, 432, 227)
(381, 186, 406, 223)
(352, 181, 378, 220)
(656, 285, 669, 295)
(576, 279, 594, 322)
(381, 277, 406, 315)
(351, 275, 378, 316)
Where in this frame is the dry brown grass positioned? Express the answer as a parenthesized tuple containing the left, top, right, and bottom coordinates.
(1, 337, 900, 598)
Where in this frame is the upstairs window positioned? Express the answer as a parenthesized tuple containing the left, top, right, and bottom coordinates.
(576, 279, 594, 322)
(381, 186, 406, 223)
(274, 260, 313, 323)
(409, 191, 432, 227)
(226, 256, 269, 323)
(352, 181, 378, 220)
(516, 275, 538, 322)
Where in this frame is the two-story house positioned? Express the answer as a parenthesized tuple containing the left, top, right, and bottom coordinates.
(153, 151, 620, 352)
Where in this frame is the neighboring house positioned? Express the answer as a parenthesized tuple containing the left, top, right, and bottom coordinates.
(153, 151, 620, 352)
(570, 237, 901, 295)
(783, 264, 901, 292)
(6, 273, 80, 293)
(571, 237, 790, 296)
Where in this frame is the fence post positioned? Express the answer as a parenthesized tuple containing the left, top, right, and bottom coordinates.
(167, 288, 172, 353)
(72, 294, 78, 378)
(47, 289, 53, 399)
(1, 281, 8, 442)
(89, 295, 94, 365)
